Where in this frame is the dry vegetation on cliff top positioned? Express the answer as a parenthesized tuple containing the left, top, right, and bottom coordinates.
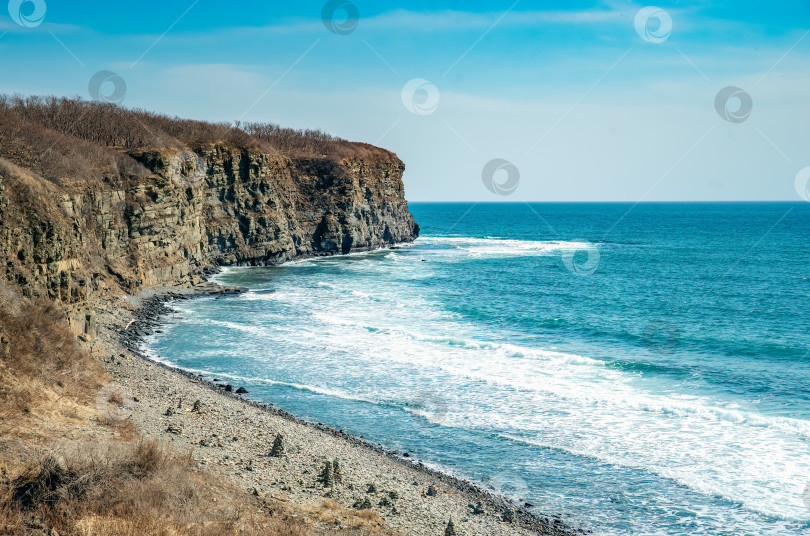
(0, 284, 398, 536)
(0, 95, 393, 187)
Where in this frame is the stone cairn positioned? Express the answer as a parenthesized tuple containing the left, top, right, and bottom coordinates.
(502, 507, 516, 523)
(444, 518, 457, 536)
(353, 497, 372, 510)
(269, 433, 285, 457)
(319, 461, 334, 487)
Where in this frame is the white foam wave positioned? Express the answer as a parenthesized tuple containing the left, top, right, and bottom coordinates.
(146, 245, 810, 527)
(417, 236, 601, 258)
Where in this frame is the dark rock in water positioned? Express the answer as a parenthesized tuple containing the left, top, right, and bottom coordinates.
(235, 386, 248, 394)
(223, 384, 233, 392)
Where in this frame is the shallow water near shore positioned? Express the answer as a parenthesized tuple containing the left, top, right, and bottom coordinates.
(145, 202, 810, 536)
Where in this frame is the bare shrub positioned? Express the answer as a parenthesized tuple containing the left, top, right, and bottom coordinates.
(0, 284, 102, 425)
(1, 441, 322, 536)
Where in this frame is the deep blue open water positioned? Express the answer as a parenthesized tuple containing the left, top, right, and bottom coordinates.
(145, 202, 810, 535)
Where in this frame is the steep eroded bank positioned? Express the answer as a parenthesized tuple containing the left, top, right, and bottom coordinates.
(0, 98, 418, 332)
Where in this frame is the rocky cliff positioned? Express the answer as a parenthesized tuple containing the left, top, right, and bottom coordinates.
(0, 98, 419, 321)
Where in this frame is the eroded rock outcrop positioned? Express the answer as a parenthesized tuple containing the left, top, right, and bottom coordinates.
(0, 144, 418, 306)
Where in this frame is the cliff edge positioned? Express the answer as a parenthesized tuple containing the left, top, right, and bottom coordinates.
(0, 96, 419, 311)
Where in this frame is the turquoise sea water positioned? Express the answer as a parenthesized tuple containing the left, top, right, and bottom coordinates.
(145, 202, 810, 536)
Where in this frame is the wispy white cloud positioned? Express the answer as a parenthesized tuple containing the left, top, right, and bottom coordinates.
(359, 8, 629, 32)
(0, 20, 83, 34)
(185, 6, 641, 38)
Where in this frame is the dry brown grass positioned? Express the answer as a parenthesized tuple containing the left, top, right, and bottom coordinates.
(0, 439, 316, 536)
(305, 499, 393, 534)
(0, 284, 400, 536)
(0, 283, 102, 427)
(0, 95, 392, 187)
(0, 440, 396, 536)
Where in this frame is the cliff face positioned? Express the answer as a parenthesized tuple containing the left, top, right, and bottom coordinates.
(0, 144, 419, 307)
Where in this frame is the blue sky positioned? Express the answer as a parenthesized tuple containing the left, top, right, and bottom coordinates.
(2, 0, 809, 201)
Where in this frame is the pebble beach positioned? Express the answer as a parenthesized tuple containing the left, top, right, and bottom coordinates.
(92, 280, 580, 536)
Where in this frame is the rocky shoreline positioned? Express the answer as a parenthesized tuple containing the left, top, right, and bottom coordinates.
(97, 275, 584, 536)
